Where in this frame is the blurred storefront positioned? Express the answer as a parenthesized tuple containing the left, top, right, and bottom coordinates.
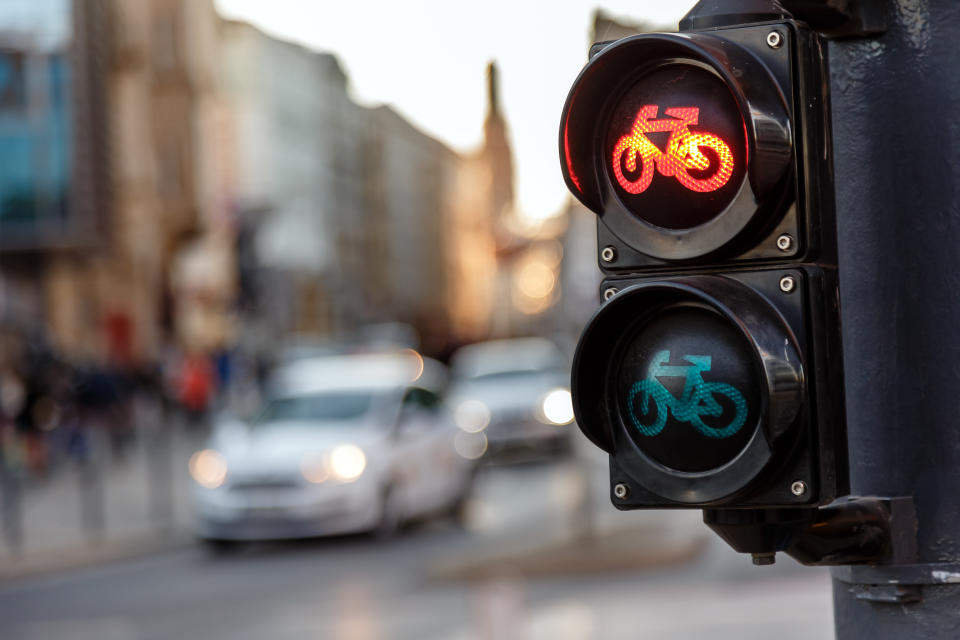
(0, 0, 236, 370)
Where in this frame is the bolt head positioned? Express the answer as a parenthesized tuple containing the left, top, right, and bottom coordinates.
(779, 276, 796, 293)
(776, 234, 793, 252)
(791, 480, 808, 497)
(603, 287, 619, 301)
(766, 31, 783, 49)
(613, 483, 628, 499)
(601, 246, 617, 263)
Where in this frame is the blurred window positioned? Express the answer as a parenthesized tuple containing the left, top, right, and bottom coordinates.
(402, 387, 441, 411)
(0, 51, 72, 232)
(0, 51, 27, 111)
(255, 392, 374, 424)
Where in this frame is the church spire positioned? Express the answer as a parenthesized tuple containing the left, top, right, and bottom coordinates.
(482, 60, 514, 219)
(487, 61, 500, 118)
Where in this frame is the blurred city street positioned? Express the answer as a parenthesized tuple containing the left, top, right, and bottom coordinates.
(0, 1, 843, 637)
(0, 444, 834, 640)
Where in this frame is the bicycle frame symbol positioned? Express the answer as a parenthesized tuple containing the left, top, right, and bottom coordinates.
(611, 105, 736, 195)
(626, 350, 748, 439)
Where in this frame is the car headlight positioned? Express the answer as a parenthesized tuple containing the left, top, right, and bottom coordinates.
(189, 449, 228, 489)
(455, 399, 491, 433)
(330, 444, 366, 482)
(539, 388, 575, 425)
(300, 454, 330, 484)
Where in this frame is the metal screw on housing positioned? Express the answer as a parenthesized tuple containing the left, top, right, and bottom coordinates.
(603, 287, 619, 301)
(766, 31, 783, 49)
(601, 246, 617, 263)
(613, 483, 629, 499)
(776, 234, 793, 252)
(752, 552, 776, 566)
(791, 480, 808, 497)
(779, 276, 796, 293)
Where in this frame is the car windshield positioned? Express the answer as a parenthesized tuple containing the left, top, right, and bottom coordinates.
(254, 392, 375, 425)
(467, 368, 560, 384)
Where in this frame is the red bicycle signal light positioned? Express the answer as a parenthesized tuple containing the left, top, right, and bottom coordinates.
(559, 33, 791, 260)
(611, 106, 737, 196)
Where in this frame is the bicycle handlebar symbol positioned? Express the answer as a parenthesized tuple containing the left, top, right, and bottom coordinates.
(626, 350, 748, 439)
(612, 105, 736, 195)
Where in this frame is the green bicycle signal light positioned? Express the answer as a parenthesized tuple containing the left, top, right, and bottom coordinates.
(572, 276, 804, 505)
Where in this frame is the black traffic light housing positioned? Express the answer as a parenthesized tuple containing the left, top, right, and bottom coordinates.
(560, 2, 850, 557)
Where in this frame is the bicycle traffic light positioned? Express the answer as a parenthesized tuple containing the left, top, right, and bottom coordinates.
(561, 13, 847, 519)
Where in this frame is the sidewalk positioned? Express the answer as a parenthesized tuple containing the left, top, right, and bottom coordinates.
(0, 403, 202, 581)
(0, 427, 706, 582)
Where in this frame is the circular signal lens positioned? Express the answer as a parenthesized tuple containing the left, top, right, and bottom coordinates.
(605, 65, 747, 230)
(615, 305, 760, 472)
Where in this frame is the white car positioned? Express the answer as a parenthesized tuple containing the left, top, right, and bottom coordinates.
(447, 338, 575, 456)
(189, 351, 477, 544)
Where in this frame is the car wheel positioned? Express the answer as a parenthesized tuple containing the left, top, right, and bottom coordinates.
(448, 466, 479, 527)
(374, 487, 402, 540)
(201, 537, 241, 555)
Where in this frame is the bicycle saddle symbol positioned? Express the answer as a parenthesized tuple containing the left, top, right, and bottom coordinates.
(626, 350, 748, 439)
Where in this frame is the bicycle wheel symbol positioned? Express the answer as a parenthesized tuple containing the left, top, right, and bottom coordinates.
(625, 351, 749, 440)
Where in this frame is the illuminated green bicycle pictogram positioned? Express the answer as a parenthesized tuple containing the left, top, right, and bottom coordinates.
(626, 350, 748, 439)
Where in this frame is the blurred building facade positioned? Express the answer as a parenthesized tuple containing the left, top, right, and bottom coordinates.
(0, 0, 555, 372)
(219, 20, 507, 358)
(0, 0, 236, 370)
(0, 0, 109, 361)
(109, 0, 235, 360)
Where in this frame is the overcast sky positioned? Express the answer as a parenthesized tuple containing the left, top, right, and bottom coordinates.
(215, 0, 696, 220)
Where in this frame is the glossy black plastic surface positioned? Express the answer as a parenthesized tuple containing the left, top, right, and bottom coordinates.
(572, 275, 804, 504)
(559, 29, 792, 261)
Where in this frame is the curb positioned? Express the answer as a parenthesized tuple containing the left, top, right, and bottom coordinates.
(427, 526, 709, 581)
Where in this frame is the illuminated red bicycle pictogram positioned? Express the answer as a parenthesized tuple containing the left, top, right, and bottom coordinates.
(611, 105, 736, 195)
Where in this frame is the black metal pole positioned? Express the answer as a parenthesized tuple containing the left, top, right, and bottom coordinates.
(829, 0, 960, 634)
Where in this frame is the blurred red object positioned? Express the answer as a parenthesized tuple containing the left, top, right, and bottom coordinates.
(179, 354, 213, 412)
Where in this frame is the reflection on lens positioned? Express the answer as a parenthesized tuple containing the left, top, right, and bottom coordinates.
(189, 449, 228, 489)
(454, 431, 488, 460)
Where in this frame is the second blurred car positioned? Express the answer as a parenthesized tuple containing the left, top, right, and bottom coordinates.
(447, 338, 575, 457)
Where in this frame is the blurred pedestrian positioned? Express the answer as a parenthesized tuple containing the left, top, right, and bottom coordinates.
(74, 364, 120, 461)
(178, 351, 213, 429)
(15, 369, 48, 476)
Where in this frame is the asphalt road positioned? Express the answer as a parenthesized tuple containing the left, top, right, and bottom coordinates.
(0, 461, 835, 640)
